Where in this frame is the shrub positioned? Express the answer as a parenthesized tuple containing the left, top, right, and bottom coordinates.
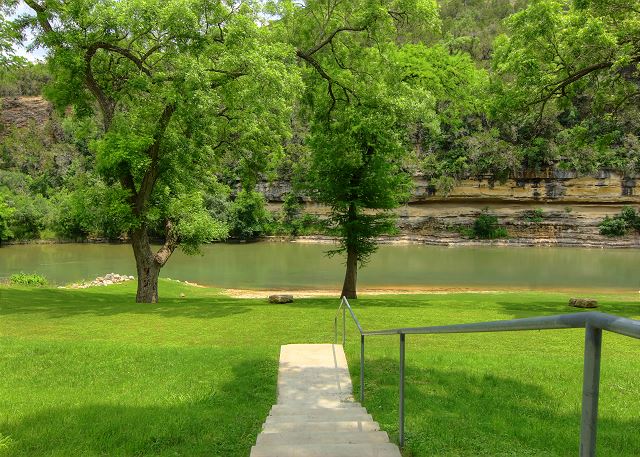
(10, 272, 48, 286)
(523, 208, 544, 223)
(620, 206, 640, 231)
(272, 193, 327, 236)
(228, 190, 272, 240)
(0, 194, 14, 243)
(472, 210, 508, 239)
(599, 217, 627, 237)
(50, 178, 134, 241)
(458, 226, 475, 238)
(49, 189, 93, 239)
(598, 207, 640, 237)
(281, 192, 303, 235)
(6, 192, 49, 240)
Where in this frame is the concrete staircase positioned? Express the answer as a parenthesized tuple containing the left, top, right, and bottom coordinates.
(250, 344, 401, 457)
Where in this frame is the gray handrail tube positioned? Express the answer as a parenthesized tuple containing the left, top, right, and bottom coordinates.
(335, 296, 366, 402)
(334, 297, 639, 456)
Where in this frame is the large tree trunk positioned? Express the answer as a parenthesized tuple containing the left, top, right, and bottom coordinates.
(130, 220, 178, 303)
(131, 227, 161, 303)
(341, 246, 358, 299)
(341, 202, 359, 299)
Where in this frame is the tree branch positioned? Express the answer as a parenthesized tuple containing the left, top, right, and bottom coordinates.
(207, 68, 247, 78)
(154, 219, 178, 266)
(84, 47, 115, 131)
(296, 49, 357, 113)
(299, 26, 366, 57)
(23, 0, 53, 33)
(545, 61, 613, 95)
(91, 42, 152, 76)
(530, 55, 640, 107)
(135, 104, 176, 214)
(141, 43, 164, 64)
(209, 69, 248, 89)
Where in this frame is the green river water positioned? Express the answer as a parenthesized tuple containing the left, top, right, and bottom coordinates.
(0, 242, 638, 292)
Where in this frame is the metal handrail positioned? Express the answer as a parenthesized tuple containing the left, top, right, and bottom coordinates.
(334, 296, 640, 457)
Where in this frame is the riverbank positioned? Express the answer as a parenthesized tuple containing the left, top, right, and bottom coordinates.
(7, 230, 640, 249)
(265, 233, 640, 248)
(222, 286, 640, 298)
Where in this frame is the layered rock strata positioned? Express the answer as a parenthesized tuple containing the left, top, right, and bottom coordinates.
(261, 172, 640, 248)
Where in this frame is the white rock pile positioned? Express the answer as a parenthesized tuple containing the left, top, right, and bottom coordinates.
(65, 273, 135, 289)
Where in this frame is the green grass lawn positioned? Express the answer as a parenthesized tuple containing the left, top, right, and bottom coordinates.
(0, 282, 638, 456)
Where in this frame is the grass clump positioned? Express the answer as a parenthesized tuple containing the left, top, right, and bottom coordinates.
(9, 272, 48, 286)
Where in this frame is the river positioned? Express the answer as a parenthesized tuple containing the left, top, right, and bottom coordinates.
(0, 242, 638, 292)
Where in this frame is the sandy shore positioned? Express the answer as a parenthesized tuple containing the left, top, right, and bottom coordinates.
(220, 285, 639, 299)
(222, 287, 511, 299)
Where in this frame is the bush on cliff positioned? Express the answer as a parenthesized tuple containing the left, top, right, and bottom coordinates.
(599, 207, 640, 237)
(473, 210, 508, 239)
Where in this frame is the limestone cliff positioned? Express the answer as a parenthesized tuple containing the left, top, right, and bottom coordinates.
(260, 173, 640, 248)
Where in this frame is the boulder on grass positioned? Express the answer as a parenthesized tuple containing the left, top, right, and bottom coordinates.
(269, 294, 294, 304)
(569, 298, 598, 309)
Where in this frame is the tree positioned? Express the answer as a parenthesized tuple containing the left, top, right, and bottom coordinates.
(0, 191, 14, 245)
(227, 189, 271, 240)
(307, 95, 416, 298)
(0, 11, 21, 68)
(437, 0, 528, 64)
(272, 0, 439, 298)
(0, 60, 50, 96)
(391, 43, 521, 190)
(8, 0, 300, 302)
(492, 0, 640, 174)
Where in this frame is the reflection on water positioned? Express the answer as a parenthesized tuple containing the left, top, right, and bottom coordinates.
(0, 242, 638, 292)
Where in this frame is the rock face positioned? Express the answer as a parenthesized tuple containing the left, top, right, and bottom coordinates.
(263, 171, 640, 248)
(269, 294, 294, 304)
(569, 298, 598, 309)
(0, 96, 52, 133)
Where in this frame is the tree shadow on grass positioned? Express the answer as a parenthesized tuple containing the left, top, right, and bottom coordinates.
(0, 289, 437, 320)
(3, 286, 637, 324)
(0, 358, 275, 457)
(0, 287, 255, 319)
(357, 357, 639, 457)
(281, 295, 444, 310)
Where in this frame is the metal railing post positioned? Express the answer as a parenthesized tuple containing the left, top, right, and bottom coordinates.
(342, 306, 346, 346)
(580, 323, 602, 457)
(399, 333, 406, 448)
(360, 334, 365, 403)
(334, 316, 338, 344)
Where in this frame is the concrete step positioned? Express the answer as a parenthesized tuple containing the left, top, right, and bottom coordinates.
(250, 442, 402, 457)
(252, 345, 401, 457)
(256, 431, 390, 446)
(262, 420, 380, 434)
(274, 399, 358, 409)
(265, 412, 373, 423)
(278, 392, 353, 402)
(278, 383, 352, 392)
(270, 405, 367, 415)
